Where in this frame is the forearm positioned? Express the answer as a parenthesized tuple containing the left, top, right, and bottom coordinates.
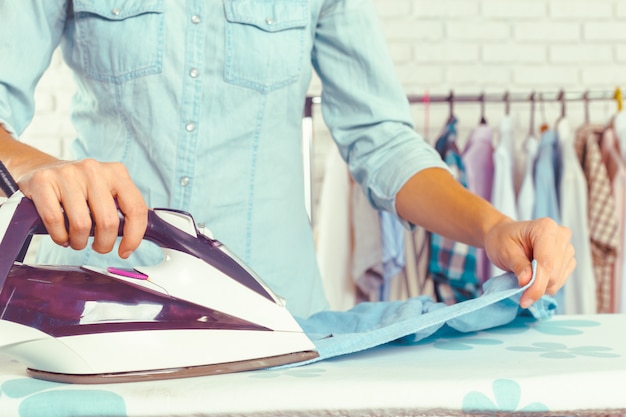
(395, 167, 512, 249)
(0, 126, 59, 196)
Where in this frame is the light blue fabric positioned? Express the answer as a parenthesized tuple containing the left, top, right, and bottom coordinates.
(292, 260, 557, 366)
(533, 130, 562, 224)
(0, 1, 448, 319)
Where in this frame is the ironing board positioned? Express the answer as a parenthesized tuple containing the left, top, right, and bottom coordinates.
(0, 313, 625, 417)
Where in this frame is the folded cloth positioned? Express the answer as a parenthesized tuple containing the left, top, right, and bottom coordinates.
(290, 260, 556, 367)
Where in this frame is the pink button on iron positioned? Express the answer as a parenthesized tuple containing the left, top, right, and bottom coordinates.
(107, 267, 149, 280)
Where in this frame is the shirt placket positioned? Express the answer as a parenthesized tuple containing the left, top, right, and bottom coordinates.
(174, 2, 207, 210)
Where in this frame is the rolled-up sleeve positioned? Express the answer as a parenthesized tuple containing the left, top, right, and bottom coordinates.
(311, 0, 448, 218)
(0, 1, 67, 137)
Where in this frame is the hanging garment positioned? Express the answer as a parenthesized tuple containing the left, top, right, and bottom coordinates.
(430, 118, 479, 303)
(351, 179, 385, 304)
(557, 118, 597, 314)
(612, 112, 626, 313)
(403, 226, 435, 300)
(314, 144, 356, 311)
(533, 130, 562, 224)
(532, 129, 564, 311)
(379, 211, 406, 301)
(517, 136, 539, 221)
(600, 128, 626, 312)
(490, 116, 518, 277)
(491, 116, 518, 220)
(462, 124, 495, 285)
(575, 124, 620, 314)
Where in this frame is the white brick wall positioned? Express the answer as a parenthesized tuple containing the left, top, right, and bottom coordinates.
(17, 1, 626, 215)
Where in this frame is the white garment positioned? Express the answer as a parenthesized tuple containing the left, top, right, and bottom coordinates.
(517, 136, 539, 221)
(314, 145, 355, 311)
(491, 116, 518, 277)
(558, 118, 597, 314)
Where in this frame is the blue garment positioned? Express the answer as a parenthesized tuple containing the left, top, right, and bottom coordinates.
(430, 118, 479, 302)
(289, 260, 556, 367)
(533, 130, 562, 223)
(0, 1, 448, 318)
(379, 210, 406, 301)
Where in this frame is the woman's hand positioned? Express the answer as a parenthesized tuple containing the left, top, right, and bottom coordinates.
(17, 158, 148, 259)
(484, 217, 576, 308)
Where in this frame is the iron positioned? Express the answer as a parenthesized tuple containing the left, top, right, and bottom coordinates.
(0, 165, 317, 383)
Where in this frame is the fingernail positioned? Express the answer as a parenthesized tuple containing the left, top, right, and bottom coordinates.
(62, 241, 70, 248)
(520, 298, 532, 309)
(121, 251, 132, 259)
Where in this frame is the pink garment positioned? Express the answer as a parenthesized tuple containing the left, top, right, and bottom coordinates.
(462, 124, 494, 284)
(600, 128, 626, 313)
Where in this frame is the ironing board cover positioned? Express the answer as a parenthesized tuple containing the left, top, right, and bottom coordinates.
(5, 262, 625, 416)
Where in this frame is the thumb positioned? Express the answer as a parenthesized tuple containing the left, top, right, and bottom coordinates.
(510, 258, 533, 288)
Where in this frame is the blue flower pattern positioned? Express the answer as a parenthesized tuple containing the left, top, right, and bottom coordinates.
(463, 379, 549, 413)
(0, 377, 126, 417)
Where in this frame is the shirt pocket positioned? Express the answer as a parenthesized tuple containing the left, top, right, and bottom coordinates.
(224, 0, 308, 93)
(73, 0, 165, 83)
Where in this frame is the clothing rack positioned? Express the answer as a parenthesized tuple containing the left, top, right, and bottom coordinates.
(406, 89, 621, 105)
(302, 88, 623, 224)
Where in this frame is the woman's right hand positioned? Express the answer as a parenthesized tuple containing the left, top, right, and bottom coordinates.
(16, 158, 148, 259)
(1, 127, 148, 259)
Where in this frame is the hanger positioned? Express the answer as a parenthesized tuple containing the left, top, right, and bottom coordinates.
(583, 90, 590, 124)
(558, 89, 566, 119)
(447, 90, 455, 123)
(539, 92, 549, 134)
(503, 90, 510, 116)
(556, 90, 572, 144)
(553, 89, 566, 128)
(479, 92, 488, 125)
(423, 89, 430, 141)
(529, 91, 536, 137)
(614, 87, 623, 112)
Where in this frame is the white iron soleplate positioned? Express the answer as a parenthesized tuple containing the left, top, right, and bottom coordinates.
(0, 319, 316, 380)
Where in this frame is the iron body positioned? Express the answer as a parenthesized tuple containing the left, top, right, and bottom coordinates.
(0, 192, 317, 383)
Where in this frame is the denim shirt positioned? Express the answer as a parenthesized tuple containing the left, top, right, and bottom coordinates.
(0, 0, 447, 318)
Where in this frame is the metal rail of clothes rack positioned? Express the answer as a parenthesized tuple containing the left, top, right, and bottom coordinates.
(302, 89, 623, 224)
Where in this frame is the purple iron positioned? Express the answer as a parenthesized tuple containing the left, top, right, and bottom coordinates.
(0, 163, 317, 383)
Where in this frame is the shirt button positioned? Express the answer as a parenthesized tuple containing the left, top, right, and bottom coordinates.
(185, 122, 196, 132)
(191, 15, 201, 24)
(180, 176, 190, 187)
(265, 17, 275, 25)
(111, 8, 121, 16)
(189, 68, 199, 78)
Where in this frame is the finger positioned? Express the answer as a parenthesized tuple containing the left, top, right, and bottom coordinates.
(546, 255, 576, 295)
(30, 185, 69, 247)
(520, 271, 549, 309)
(72, 160, 123, 254)
(546, 235, 575, 295)
(111, 169, 148, 259)
(519, 218, 561, 308)
(58, 181, 93, 250)
(88, 191, 120, 254)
